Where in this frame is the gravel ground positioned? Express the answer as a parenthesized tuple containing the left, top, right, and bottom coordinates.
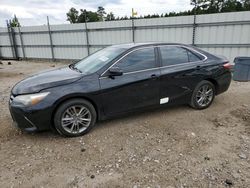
(0, 60, 250, 188)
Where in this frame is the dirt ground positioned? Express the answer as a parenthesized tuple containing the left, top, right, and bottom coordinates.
(0, 60, 249, 188)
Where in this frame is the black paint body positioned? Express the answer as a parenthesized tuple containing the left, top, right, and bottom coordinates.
(9, 43, 231, 131)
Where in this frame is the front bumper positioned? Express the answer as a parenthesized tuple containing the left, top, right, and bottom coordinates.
(9, 97, 53, 132)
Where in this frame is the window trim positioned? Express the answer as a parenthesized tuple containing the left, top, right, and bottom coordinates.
(100, 46, 157, 77)
(157, 45, 207, 68)
(99, 45, 208, 79)
(114, 47, 157, 74)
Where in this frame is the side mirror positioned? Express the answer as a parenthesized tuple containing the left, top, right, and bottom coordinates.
(108, 67, 123, 77)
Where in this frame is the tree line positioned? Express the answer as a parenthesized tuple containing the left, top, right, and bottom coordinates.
(8, 0, 250, 27)
(66, 0, 250, 23)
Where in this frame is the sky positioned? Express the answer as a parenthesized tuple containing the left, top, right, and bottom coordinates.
(0, 0, 194, 27)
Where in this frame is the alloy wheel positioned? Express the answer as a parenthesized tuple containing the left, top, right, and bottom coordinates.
(195, 84, 214, 107)
(61, 105, 92, 134)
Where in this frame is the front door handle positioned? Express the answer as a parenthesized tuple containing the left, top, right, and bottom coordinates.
(196, 65, 201, 70)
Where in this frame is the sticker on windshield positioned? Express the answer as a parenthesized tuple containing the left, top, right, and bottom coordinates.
(99, 56, 109, 62)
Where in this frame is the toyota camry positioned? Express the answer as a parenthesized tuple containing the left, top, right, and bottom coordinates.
(9, 43, 232, 137)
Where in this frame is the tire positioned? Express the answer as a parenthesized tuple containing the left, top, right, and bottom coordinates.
(54, 99, 97, 137)
(189, 80, 215, 110)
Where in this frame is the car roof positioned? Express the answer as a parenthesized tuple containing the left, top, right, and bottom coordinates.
(111, 42, 191, 49)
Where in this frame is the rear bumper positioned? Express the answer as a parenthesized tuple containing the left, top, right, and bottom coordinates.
(216, 72, 232, 95)
(9, 102, 53, 132)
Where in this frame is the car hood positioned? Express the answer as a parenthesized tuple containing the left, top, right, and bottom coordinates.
(12, 66, 82, 95)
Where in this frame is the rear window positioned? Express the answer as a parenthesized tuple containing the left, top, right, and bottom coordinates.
(187, 50, 202, 62)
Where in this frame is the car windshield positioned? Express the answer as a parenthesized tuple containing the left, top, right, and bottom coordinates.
(72, 47, 127, 74)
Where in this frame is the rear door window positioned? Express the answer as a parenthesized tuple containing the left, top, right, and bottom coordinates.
(159, 46, 189, 66)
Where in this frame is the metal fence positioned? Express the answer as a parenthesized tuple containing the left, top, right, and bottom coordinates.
(0, 11, 250, 62)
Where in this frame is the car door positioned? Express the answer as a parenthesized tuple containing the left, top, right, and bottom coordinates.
(99, 47, 161, 116)
(158, 45, 205, 104)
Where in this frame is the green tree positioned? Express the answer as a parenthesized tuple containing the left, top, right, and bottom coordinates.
(66, 7, 79, 23)
(190, 0, 245, 13)
(10, 15, 21, 27)
(106, 12, 115, 21)
(66, 1, 248, 23)
(66, 8, 99, 23)
(193, 0, 224, 13)
(97, 6, 106, 21)
(78, 9, 99, 22)
(118, 16, 128, 20)
(243, 0, 250, 10)
(221, 0, 244, 12)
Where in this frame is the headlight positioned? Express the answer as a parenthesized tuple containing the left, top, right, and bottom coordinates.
(13, 92, 50, 106)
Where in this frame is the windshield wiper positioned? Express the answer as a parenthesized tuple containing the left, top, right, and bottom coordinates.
(69, 64, 82, 73)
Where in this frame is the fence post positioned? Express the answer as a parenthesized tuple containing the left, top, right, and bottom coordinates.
(192, 14, 197, 46)
(131, 19, 135, 43)
(11, 27, 19, 59)
(6, 20, 17, 59)
(84, 10, 90, 56)
(18, 27, 25, 59)
(192, 3, 197, 46)
(47, 16, 55, 61)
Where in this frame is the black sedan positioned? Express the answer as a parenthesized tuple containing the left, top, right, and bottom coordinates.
(9, 43, 232, 137)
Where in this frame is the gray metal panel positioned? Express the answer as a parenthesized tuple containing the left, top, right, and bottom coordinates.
(0, 47, 13, 58)
(21, 33, 50, 45)
(50, 23, 87, 45)
(0, 11, 250, 61)
(24, 47, 51, 59)
(53, 47, 88, 60)
(0, 28, 11, 45)
(195, 12, 250, 48)
(134, 27, 193, 43)
(88, 30, 132, 45)
(88, 20, 132, 45)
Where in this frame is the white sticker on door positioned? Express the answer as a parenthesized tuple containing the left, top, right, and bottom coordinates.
(160, 97, 169, 104)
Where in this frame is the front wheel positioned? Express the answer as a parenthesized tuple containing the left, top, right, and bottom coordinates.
(54, 99, 97, 137)
(190, 80, 215, 110)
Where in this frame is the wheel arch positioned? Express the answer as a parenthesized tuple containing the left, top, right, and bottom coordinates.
(50, 94, 100, 128)
(204, 78, 219, 95)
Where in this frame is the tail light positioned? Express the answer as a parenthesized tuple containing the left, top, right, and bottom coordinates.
(223, 62, 233, 70)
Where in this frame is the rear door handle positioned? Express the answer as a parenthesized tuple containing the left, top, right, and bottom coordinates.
(196, 65, 201, 70)
(151, 74, 158, 80)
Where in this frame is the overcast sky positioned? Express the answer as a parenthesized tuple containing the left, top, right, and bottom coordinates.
(0, 0, 193, 27)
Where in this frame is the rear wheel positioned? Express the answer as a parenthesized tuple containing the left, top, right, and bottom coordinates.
(54, 99, 96, 137)
(190, 80, 215, 110)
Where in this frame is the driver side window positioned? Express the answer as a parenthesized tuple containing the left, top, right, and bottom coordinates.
(115, 47, 156, 73)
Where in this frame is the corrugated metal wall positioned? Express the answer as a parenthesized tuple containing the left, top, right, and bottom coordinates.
(0, 11, 250, 62)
